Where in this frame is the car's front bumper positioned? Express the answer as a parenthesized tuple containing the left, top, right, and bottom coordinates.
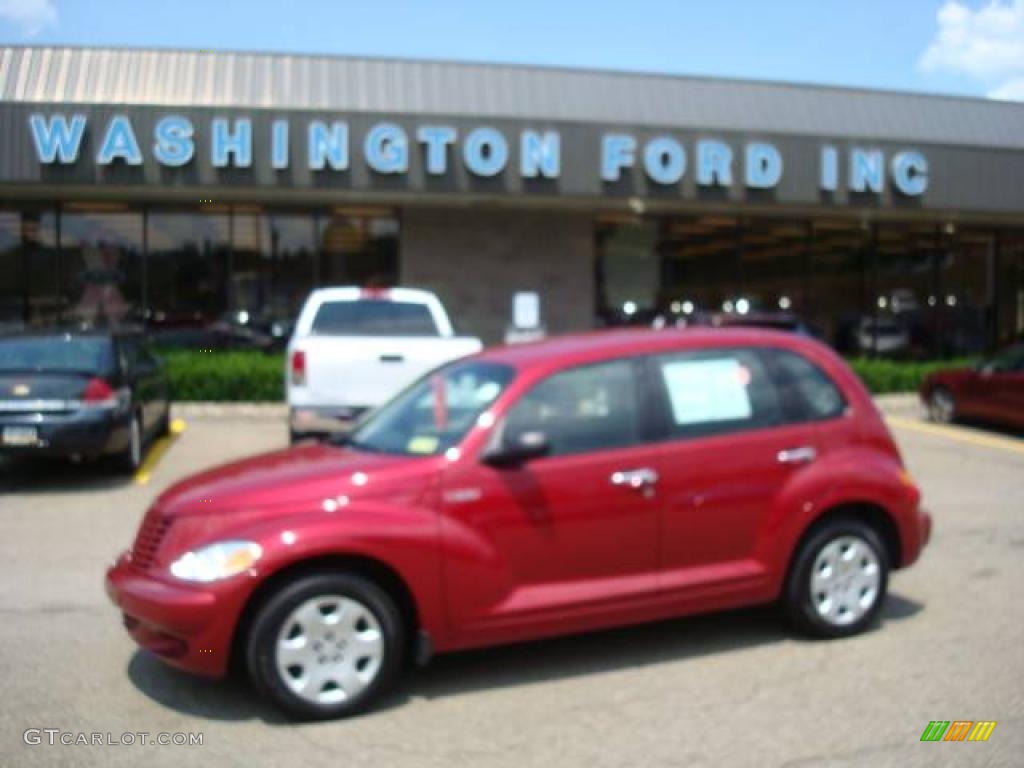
(0, 408, 130, 458)
(105, 552, 241, 678)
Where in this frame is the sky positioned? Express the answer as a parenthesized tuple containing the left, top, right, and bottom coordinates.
(0, 0, 1022, 101)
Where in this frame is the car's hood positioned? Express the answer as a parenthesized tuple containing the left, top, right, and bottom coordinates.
(154, 443, 439, 517)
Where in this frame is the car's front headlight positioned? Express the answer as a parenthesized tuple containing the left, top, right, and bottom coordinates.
(169, 540, 262, 583)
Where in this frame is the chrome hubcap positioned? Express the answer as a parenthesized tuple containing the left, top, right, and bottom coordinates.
(130, 418, 141, 467)
(930, 391, 954, 423)
(275, 595, 384, 705)
(810, 535, 881, 626)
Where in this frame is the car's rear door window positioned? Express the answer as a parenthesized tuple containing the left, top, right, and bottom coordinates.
(651, 348, 783, 439)
(762, 348, 847, 422)
(504, 359, 642, 456)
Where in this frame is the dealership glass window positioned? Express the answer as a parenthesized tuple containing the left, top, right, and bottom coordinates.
(59, 206, 144, 329)
(595, 219, 661, 325)
(0, 208, 60, 329)
(736, 218, 808, 319)
(805, 221, 871, 354)
(231, 210, 317, 326)
(996, 231, 1024, 347)
(656, 216, 740, 323)
(934, 226, 992, 357)
(0, 211, 23, 329)
(317, 208, 399, 287)
(146, 209, 231, 335)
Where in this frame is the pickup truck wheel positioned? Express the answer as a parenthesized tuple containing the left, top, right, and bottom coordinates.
(246, 572, 404, 720)
(783, 518, 889, 638)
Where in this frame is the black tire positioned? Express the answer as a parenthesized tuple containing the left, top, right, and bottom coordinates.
(783, 517, 889, 638)
(928, 386, 956, 424)
(246, 572, 405, 720)
(156, 406, 171, 439)
(113, 412, 144, 475)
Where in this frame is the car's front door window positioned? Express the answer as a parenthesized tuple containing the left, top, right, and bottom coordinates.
(503, 359, 641, 456)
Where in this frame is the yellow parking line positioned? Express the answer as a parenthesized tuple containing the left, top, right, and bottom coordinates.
(886, 416, 1024, 455)
(134, 418, 187, 485)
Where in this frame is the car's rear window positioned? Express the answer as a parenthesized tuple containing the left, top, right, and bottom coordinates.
(310, 300, 439, 336)
(0, 336, 113, 373)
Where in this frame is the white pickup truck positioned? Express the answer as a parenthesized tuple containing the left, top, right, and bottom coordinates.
(286, 287, 482, 442)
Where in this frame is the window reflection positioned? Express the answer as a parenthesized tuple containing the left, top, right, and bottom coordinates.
(318, 208, 399, 287)
(0, 209, 60, 329)
(146, 210, 232, 348)
(60, 207, 144, 329)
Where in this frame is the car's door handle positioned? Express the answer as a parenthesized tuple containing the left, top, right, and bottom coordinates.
(610, 468, 659, 489)
(379, 354, 405, 363)
(777, 446, 818, 464)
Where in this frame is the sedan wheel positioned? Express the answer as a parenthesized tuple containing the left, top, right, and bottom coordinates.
(114, 414, 143, 474)
(784, 518, 889, 638)
(929, 387, 956, 424)
(247, 572, 404, 720)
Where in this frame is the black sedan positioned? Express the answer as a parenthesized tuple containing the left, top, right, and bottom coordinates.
(0, 330, 171, 473)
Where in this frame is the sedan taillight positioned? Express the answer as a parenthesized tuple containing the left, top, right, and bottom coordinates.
(82, 377, 118, 409)
(291, 350, 307, 386)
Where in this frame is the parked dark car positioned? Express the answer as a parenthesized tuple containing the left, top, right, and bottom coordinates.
(921, 343, 1024, 430)
(0, 330, 171, 472)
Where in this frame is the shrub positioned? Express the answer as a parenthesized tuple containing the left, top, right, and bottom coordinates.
(846, 357, 975, 395)
(159, 350, 285, 402)
(156, 349, 975, 402)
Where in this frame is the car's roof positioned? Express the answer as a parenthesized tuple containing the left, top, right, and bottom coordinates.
(476, 327, 819, 372)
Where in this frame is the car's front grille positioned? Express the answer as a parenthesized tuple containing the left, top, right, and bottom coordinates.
(131, 508, 172, 570)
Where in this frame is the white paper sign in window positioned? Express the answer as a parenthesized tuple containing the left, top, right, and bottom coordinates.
(660, 358, 753, 425)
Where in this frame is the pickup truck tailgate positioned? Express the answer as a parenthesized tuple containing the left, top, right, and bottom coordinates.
(301, 336, 480, 408)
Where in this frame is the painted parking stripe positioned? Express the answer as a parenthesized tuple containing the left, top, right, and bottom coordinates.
(134, 418, 187, 485)
(886, 416, 1024, 455)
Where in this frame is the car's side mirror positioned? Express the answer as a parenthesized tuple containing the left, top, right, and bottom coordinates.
(483, 429, 551, 468)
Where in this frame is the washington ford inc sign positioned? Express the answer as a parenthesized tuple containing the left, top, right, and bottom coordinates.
(28, 113, 929, 196)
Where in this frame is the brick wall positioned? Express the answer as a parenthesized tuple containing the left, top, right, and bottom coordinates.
(400, 207, 595, 345)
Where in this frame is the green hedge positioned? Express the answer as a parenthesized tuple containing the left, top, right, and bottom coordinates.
(159, 348, 975, 402)
(161, 350, 285, 402)
(847, 357, 974, 395)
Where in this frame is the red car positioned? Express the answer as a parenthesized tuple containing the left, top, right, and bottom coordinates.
(921, 344, 1024, 430)
(106, 329, 930, 719)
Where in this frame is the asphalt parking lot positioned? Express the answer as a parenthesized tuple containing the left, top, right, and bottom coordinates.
(1, 409, 1022, 768)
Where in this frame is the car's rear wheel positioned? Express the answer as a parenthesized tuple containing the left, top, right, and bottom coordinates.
(246, 572, 404, 720)
(114, 413, 143, 475)
(928, 387, 956, 424)
(784, 517, 889, 638)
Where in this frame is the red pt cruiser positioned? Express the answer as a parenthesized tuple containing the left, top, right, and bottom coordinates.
(107, 329, 931, 719)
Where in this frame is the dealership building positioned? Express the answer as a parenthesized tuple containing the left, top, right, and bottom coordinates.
(0, 45, 1022, 353)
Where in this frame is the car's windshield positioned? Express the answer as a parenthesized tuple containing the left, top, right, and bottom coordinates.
(347, 360, 515, 456)
(0, 335, 113, 373)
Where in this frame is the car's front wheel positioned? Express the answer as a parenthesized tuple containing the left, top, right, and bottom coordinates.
(784, 517, 889, 638)
(246, 572, 404, 720)
(928, 387, 956, 424)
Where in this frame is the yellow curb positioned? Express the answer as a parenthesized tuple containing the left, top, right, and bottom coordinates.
(134, 418, 187, 485)
(886, 416, 1024, 455)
